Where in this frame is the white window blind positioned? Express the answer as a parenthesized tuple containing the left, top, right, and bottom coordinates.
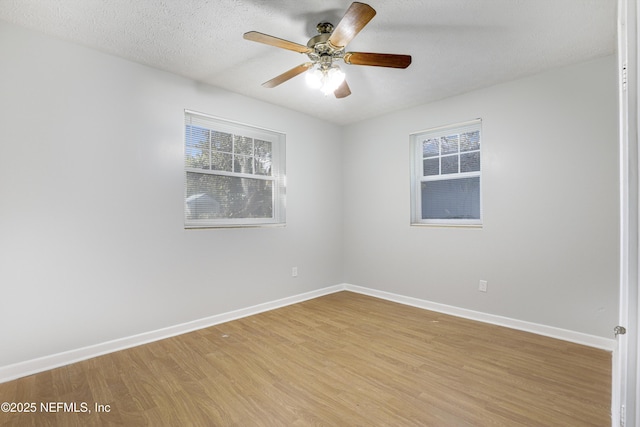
(410, 119, 482, 226)
(184, 110, 286, 228)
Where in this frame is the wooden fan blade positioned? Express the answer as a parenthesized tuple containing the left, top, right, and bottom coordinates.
(328, 2, 376, 48)
(262, 63, 313, 88)
(343, 52, 412, 69)
(334, 80, 351, 98)
(244, 31, 312, 54)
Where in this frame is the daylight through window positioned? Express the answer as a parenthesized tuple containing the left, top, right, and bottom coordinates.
(184, 111, 286, 227)
(410, 119, 482, 225)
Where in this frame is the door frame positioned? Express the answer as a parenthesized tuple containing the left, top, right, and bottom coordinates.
(616, 1, 639, 426)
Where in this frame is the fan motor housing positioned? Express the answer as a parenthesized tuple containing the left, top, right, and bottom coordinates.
(307, 22, 344, 62)
(307, 32, 331, 50)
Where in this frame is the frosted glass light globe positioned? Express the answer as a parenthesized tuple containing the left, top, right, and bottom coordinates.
(305, 67, 323, 89)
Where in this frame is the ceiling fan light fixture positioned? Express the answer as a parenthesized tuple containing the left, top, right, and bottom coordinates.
(305, 65, 324, 89)
(323, 65, 346, 95)
(305, 63, 345, 96)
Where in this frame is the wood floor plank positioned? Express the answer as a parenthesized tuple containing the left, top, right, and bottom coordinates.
(0, 291, 611, 426)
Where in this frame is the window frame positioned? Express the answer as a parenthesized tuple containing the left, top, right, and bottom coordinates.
(410, 119, 483, 227)
(184, 110, 286, 228)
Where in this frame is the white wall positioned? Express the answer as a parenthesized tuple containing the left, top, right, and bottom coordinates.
(0, 21, 344, 366)
(342, 55, 619, 338)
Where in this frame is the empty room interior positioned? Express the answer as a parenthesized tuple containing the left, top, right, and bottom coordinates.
(0, 0, 636, 426)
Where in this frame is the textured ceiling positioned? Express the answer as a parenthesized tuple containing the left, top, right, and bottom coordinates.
(0, 0, 617, 125)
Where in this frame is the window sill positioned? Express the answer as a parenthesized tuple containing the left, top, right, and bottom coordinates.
(185, 223, 286, 230)
(410, 222, 483, 229)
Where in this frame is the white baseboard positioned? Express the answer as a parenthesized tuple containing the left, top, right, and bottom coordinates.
(343, 284, 616, 351)
(0, 282, 616, 384)
(0, 285, 343, 384)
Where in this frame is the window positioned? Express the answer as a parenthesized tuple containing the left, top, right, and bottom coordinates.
(184, 110, 285, 228)
(410, 119, 482, 226)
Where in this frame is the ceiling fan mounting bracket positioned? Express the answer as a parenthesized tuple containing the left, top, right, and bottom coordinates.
(316, 22, 334, 34)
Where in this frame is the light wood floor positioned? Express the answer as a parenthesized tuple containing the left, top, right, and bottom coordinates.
(0, 291, 611, 426)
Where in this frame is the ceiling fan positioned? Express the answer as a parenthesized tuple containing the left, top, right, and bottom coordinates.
(243, 2, 412, 98)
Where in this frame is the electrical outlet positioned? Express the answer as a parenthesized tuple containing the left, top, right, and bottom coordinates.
(292, 267, 298, 277)
(479, 280, 488, 292)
